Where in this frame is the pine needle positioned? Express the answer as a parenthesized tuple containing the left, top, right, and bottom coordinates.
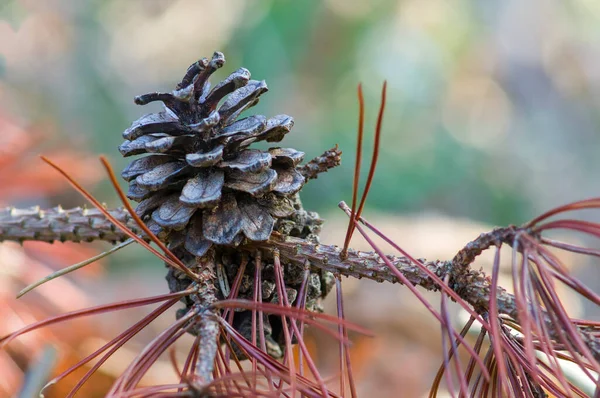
(17, 238, 134, 298)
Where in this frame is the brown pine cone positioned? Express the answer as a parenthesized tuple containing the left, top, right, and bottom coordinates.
(119, 52, 306, 255)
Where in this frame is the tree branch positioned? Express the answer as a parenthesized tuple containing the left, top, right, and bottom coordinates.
(0, 206, 598, 362)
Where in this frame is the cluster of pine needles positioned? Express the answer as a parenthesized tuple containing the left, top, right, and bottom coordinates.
(1, 76, 600, 398)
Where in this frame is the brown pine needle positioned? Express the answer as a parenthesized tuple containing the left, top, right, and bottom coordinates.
(342, 84, 365, 259)
(342, 81, 387, 258)
(17, 238, 134, 298)
(354, 81, 387, 222)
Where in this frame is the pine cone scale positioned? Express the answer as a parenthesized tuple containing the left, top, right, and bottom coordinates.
(135, 161, 190, 191)
(185, 145, 224, 167)
(219, 149, 272, 173)
(179, 170, 224, 208)
(151, 195, 196, 230)
(202, 194, 243, 245)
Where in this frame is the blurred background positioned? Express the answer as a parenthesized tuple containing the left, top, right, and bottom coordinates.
(1, 0, 600, 396)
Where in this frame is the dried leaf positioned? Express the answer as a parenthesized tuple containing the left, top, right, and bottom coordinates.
(268, 147, 305, 167)
(202, 194, 243, 245)
(151, 195, 196, 230)
(186, 145, 224, 167)
(224, 168, 277, 196)
(184, 213, 213, 256)
(179, 169, 224, 207)
(121, 155, 175, 181)
(272, 168, 305, 195)
(135, 161, 189, 191)
(238, 196, 274, 241)
(219, 149, 271, 173)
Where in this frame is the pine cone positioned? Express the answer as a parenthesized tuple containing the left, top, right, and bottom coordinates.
(119, 52, 306, 255)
